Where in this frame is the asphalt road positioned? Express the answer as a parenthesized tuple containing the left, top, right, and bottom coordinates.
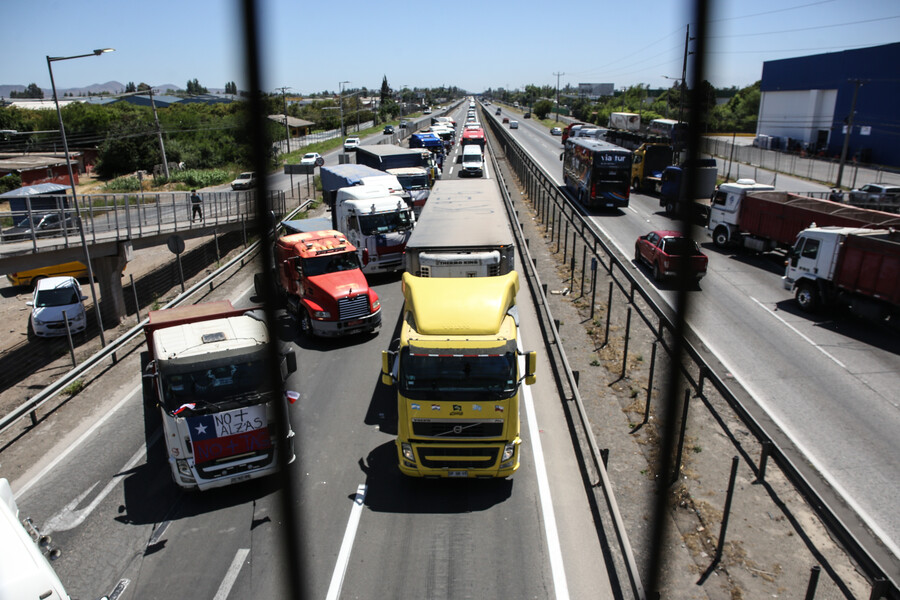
(486, 104, 900, 558)
(8, 102, 618, 600)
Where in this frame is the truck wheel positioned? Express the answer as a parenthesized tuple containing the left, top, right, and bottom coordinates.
(299, 310, 313, 336)
(665, 202, 676, 216)
(632, 178, 641, 192)
(652, 262, 662, 282)
(713, 226, 729, 248)
(795, 284, 819, 312)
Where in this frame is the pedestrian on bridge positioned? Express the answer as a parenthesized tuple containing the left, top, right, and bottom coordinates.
(190, 190, 203, 222)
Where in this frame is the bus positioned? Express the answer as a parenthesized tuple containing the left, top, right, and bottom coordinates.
(563, 138, 633, 209)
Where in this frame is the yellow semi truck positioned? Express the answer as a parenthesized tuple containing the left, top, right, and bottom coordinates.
(381, 271, 537, 478)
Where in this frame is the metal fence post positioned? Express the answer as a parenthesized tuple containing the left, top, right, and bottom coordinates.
(697, 456, 740, 585)
(803, 565, 821, 600)
(620, 307, 632, 380)
(603, 281, 613, 347)
(672, 389, 691, 485)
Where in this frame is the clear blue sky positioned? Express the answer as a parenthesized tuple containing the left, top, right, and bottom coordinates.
(5, 0, 899, 94)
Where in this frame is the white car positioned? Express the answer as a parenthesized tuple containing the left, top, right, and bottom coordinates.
(343, 137, 360, 151)
(27, 276, 87, 338)
(230, 171, 257, 190)
(509, 120, 519, 129)
(300, 152, 323, 166)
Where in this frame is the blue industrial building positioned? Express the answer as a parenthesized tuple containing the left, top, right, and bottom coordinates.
(757, 42, 900, 168)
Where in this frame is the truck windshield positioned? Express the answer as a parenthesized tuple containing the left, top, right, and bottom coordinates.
(398, 348, 517, 400)
(356, 211, 413, 235)
(159, 358, 274, 413)
(396, 174, 429, 190)
(303, 252, 362, 277)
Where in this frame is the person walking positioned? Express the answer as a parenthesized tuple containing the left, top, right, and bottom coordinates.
(190, 189, 203, 222)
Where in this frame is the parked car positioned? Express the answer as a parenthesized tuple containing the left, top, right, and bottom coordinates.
(26, 276, 88, 339)
(1, 212, 82, 241)
(502, 117, 510, 124)
(383, 125, 394, 135)
(509, 120, 519, 129)
(634, 230, 708, 282)
(848, 183, 900, 205)
(550, 127, 562, 136)
(300, 152, 324, 166)
(343, 137, 360, 151)
(231, 171, 257, 190)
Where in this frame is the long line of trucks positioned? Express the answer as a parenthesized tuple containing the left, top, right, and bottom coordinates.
(381, 179, 537, 478)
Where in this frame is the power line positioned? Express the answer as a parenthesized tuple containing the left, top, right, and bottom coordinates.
(708, 14, 900, 38)
(707, 0, 837, 23)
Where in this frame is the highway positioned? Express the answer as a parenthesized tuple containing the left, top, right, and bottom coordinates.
(6, 103, 617, 600)
(486, 103, 900, 557)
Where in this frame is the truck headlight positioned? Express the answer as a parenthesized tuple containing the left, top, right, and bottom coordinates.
(501, 442, 516, 462)
(371, 298, 380, 311)
(312, 310, 330, 319)
(401, 442, 415, 462)
(176, 459, 193, 477)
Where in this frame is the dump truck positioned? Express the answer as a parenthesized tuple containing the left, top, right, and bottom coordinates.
(260, 220, 382, 337)
(631, 143, 674, 193)
(784, 227, 900, 321)
(380, 271, 537, 478)
(143, 301, 297, 491)
(404, 179, 515, 278)
(707, 181, 900, 251)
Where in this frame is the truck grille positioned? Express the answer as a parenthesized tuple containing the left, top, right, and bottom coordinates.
(338, 295, 370, 320)
(412, 420, 504, 438)
(418, 446, 499, 469)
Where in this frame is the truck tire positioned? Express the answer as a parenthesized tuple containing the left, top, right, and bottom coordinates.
(665, 201, 676, 216)
(299, 309, 313, 336)
(795, 283, 819, 312)
(632, 177, 641, 193)
(634, 246, 642, 264)
(713, 226, 729, 248)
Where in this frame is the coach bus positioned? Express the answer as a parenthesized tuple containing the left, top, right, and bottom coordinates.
(562, 138, 632, 209)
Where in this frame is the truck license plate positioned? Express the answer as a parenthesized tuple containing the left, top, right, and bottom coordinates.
(448, 470, 468, 478)
(232, 474, 251, 483)
(347, 319, 363, 326)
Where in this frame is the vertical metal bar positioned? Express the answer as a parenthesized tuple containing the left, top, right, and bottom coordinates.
(62, 310, 77, 368)
(590, 260, 598, 320)
(803, 565, 821, 600)
(756, 440, 773, 483)
(672, 389, 691, 485)
(130, 274, 141, 323)
(563, 220, 569, 263)
(620, 307, 632, 379)
(580, 245, 587, 297)
(643, 341, 658, 425)
(604, 281, 613, 347)
(697, 456, 740, 585)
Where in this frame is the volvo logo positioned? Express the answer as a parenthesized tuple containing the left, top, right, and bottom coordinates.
(453, 425, 463, 434)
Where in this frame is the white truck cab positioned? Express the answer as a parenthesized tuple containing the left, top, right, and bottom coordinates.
(707, 179, 775, 247)
(0, 479, 71, 600)
(333, 185, 415, 274)
(461, 145, 484, 177)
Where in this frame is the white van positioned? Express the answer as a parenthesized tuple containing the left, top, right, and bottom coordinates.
(461, 145, 484, 177)
(0, 479, 70, 600)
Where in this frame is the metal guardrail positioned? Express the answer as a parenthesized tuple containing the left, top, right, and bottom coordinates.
(483, 108, 899, 599)
(481, 107, 646, 600)
(0, 201, 310, 437)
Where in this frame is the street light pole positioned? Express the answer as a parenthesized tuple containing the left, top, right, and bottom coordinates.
(47, 48, 114, 346)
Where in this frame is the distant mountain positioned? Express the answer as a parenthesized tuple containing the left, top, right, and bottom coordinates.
(1, 81, 184, 99)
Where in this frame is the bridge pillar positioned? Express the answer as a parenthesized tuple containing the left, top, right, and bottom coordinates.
(94, 242, 132, 326)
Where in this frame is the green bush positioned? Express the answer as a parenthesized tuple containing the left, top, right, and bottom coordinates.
(0, 173, 22, 195)
(102, 175, 142, 192)
(153, 169, 231, 188)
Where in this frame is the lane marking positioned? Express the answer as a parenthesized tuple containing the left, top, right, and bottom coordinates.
(15, 382, 142, 499)
(519, 334, 570, 600)
(213, 548, 250, 600)
(750, 296, 846, 368)
(325, 484, 367, 600)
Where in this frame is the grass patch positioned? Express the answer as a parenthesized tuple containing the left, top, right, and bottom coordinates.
(63, 379, 86, 396)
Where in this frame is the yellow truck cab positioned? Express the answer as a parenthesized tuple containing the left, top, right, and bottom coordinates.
(382, 272, 536, 478)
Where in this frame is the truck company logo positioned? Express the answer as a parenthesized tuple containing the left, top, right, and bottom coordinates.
(431, 404, 441, 411)
(472, 404, 482, 411)
(188, 405, 269, 464)
(495, 405, 504, 413)
(411, 403, 421, 411)
(450, 404, 463, 416)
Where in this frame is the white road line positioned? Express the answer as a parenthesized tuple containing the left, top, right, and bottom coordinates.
(519, 335, 570, 600)
(15, 382, 142, 499)
(325, 483, 367, 600)
(750, 296, 846, 368)
(213, 548, 250, 600)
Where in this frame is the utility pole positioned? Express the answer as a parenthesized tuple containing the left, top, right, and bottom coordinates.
(339, 81, 349, 137)
(553, 71, 564, 122)
(278, 86, 291, 154)
(835, 79, 864, 189)
(149, 88, 169, 178)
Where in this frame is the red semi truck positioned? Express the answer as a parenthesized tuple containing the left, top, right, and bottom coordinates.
(707, 181, 900, 251)
(256, 219, 382, 337)
(784, 227, 900, 321)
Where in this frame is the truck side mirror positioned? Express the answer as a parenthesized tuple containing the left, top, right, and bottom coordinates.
(282, 349, 297, 375)
(362, 248, 370, 266)
(525, 351, 537, 385)
(381, 351, 394, 386)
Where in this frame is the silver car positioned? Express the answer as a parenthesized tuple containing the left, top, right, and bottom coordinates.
(849, 183, 900, 205)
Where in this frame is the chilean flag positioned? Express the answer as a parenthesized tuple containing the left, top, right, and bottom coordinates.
(187, 405, 271, 464)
